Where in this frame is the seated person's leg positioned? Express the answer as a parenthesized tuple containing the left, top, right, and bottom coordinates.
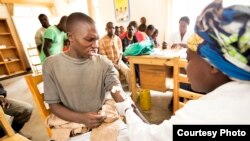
(3, 98, 33, 132)
(119, 61, 131, 90)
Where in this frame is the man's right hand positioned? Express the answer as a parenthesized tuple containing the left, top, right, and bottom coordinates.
(0, 97, 10, 109)
(82, 112, 106, 129)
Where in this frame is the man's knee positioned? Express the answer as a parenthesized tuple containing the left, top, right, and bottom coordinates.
(16, 103, 33, 123)
(25, 104, 33, 115)
(22, 104, 33, 120)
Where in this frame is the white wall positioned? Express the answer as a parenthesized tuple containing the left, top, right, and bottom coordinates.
(95, 0, 168, 44)
(54, 0, 88, 17)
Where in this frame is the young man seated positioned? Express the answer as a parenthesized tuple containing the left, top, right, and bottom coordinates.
(43, 12, 138, 141)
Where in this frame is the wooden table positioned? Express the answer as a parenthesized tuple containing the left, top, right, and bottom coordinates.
(128, 55, 174, 102)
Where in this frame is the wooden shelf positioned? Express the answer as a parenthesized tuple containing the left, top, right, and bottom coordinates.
(5, 59, 21, 63)
(0, 33, 11, 35)
(0, 46, 16, 50)
(0, 18, 26, 79)
(10, 70, 26, 75)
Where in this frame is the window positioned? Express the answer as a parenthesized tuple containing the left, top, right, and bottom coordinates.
(13, 5, 52, 48)
(12, 5, 52, 73)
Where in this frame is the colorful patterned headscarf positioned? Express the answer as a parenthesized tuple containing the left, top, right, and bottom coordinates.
(189, 0, 250, 81)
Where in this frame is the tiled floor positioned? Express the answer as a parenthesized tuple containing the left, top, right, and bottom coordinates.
(1, 74, 173, 140)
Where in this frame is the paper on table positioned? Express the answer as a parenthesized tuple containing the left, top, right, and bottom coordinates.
(151, 48, 187, 59)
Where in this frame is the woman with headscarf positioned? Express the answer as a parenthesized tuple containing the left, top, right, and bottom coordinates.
(113, 0, 250, 140)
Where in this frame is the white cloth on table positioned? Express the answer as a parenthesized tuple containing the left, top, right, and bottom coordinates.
(151, 48, 187, 59)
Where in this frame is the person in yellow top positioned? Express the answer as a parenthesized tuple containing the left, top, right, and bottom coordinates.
(98, 22, 131, 90)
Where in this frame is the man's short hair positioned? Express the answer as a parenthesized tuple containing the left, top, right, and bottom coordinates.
(66, 12, 95, 32)
(106, 22, 113, 28)
(128, 21, 138, 29)
(147, 24, 155, 30)
(179, 16, 190, 25)
(38, 14, 47, 20)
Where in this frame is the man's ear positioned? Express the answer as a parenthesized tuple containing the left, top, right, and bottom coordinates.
(210, 65, 220, 74)
(67, 32, 73, 41)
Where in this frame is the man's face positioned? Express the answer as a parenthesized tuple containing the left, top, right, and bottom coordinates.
(127, 26, 135, 37)
(120, 26, 125, 33)
(106, 23, 115, 37)
(147, 29, 155, 37)
(186, 49, 212, 93)
(179, 20, 188, 34)
(39, 16, 50, 28)
(68, 22, 99, 58)
(162, 41, 167, 49)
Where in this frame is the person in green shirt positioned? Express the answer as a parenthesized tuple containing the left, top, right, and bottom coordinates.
(40, 16, 68, 64)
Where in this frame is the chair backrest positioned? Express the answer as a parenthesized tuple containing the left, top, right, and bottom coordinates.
(26, 47, 42, 74)
(24, 74, 52, 137)
(173, 57, 203, 113)
(0, 107, 30, 141)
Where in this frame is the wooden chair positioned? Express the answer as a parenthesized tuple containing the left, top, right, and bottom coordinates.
(26, 47, 42, 74)
(173, 57, 203, 113)
(0, 107, 30, 141)
(24, 74, 52, 137)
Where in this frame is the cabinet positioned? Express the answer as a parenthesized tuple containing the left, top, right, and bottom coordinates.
(0, 18, 26, 79)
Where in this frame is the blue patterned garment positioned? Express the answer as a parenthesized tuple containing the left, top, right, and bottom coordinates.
(193, 0, 250, 81)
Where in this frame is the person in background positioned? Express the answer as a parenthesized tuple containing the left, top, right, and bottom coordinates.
(0, 84, 33, 139)
(168, 16, 193, 49)
(161, 41, 167, 50)
(120, 21, 147, 42)
(119, 25, 125, 38)
(99, 22, 131, 90)
(168, 17, 197, 110)
(43, 12, 131, 141)
(152, 29, 160, 48)
(39, 16, 68, 64)
(121, 24, 138, 64)
(115, 26, 120, 37)
(138, 16, 147, 32)
(145, 24, 156, 44)
(114, 1, 250, 141)
(34, 14, 50, 53)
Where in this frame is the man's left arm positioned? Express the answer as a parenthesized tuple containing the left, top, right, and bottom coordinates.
(118, 38, 123, 55)
(103, 58, 125, 99)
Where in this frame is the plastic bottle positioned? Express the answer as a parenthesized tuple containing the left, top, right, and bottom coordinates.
(139, 89, 151, 111)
